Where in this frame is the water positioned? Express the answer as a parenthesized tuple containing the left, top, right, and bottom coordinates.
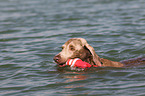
(0, 0, 145, 95)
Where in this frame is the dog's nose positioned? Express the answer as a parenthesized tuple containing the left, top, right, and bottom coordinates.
(53, 54, 61, 63)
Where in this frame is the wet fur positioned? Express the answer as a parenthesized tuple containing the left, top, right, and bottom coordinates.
(54, 38, 145, 67)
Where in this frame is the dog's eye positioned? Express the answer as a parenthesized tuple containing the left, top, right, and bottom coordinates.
(70, 47, 75, 51)
(69, 45, 75, 51)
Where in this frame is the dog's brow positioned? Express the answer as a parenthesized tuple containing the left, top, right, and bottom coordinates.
(69, 44, 74, 47)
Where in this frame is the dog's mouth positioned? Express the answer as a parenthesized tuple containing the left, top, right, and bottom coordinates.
(54, 60, 66, 67)
(57, 63, 66, 67)
(53, 58, 66, 67)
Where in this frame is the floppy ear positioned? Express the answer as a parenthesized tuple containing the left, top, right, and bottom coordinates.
(75, 38, 102, 66)
(84, 43, 102, 66)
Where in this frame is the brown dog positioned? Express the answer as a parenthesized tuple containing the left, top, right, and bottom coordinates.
(54, 38, 145, 67)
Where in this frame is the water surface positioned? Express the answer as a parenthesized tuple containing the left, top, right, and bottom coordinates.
(0, 0, 145, 96)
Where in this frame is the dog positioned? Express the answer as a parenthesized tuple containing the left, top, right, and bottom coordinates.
(54, 38, 145, 68)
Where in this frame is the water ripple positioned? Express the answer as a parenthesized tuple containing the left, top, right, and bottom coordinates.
(0, 0, 145, 96)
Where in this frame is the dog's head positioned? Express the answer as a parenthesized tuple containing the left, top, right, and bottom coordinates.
(53, 38, 101, 67)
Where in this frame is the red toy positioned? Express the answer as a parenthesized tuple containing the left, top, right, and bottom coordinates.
(66, 58, 99, 68)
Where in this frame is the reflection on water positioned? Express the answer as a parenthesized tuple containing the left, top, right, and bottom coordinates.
(56, 67, 88, 89)
(63, 72, 87, 83)
(0, 0, 145, 95)
(57, 71, 89, 96)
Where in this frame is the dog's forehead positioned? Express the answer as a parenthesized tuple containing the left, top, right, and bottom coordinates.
(64, 38, 83, 46)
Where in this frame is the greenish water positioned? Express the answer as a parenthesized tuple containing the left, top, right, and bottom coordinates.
(0, 0, 145, 96)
